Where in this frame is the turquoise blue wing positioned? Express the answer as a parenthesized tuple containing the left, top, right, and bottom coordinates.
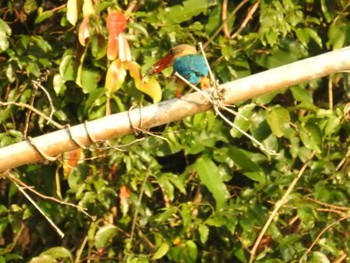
(173, 55, 209, 84)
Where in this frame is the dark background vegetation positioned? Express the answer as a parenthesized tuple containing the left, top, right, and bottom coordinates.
(0, 0, 350, 262)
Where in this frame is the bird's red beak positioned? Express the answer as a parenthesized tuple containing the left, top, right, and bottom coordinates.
(145, 53, 173, 76)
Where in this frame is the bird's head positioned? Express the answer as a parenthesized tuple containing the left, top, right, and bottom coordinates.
(145, 44, 197, 75)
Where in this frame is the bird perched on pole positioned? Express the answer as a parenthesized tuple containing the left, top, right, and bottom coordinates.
(145, 44, 210, 96)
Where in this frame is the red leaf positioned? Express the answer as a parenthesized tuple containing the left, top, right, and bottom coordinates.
(106, 12, 127, 37)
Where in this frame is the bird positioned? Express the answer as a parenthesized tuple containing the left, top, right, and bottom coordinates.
(146, 44, 210, 95)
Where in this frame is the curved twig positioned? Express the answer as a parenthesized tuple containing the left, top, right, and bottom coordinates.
(249, 151, 316, 263)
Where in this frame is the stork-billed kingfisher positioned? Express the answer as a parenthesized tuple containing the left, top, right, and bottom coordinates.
(146, 44, 210, 91)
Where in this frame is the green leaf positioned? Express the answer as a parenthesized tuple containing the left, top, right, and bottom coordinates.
(160, 0, 218, 25)
(266, 105, 290, 137)
(28, 255, 57, 263)
(24, 0, 38, 14)
(228, 146, 265, 183)
(94, 224, 118, 249)
(0, 31, 9, 52)
(227, 146, 261, 173)
(157, 174, 175, 201)
(60, 49, 76, 81)
(0, 18, 11, 52)
(90, 34, 107, 60)
(231, 103, 256, 138)
(296, 28, 322, 48)
(296, 204, 315, 230)
(290, 86, 314, 105)
(195, 157, 228, 209)
(305, 28, 322, 48)
(299, 124, 322, 153)
(180, 204, 191, 229)
(320, 0, 336, 22)
(324, 115, 340, 136)
(35, 8, 54, 24)
(53, 74, 66, 96)
(81, 67, 100, 93)
(327, 22, 346, 50)
(198, 224, 209, 244)
(154, 207, 177, 224)
(31, 36, 52, 53)
(0, 18, 11, 36)
(0, 19, 11, 52)
(308, 252, 330, 263)
(184, 240, 198, 262)
(40, 247, 73, 261)
(152, 242, 169, 260)
(167, 173, 186, 194)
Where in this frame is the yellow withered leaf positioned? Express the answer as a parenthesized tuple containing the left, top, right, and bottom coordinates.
(82, 0, 94, 17)
(67, 0, 79, 26)
(105, 59, 126, 96)
(126, 61, 162, 102)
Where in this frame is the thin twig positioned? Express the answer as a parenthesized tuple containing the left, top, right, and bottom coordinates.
(0, 101, 63, 129)
(316, 208, 348, 217)
(174, 71, 277, 155)
(129, 172, 150, 248)
(335, 146, 350, 171)
(4, 223, 25, 253)
(11, 179, 65, 238)
(307, 197, 350, 211)
(231, 0, 260, 40)
(174, 72, 215, 103)
(214, 104, 277, 155)
(24, 80, 38, 137)
(8, 172, 93, 219)
(328, 75, 333, 110)
(198, 42, 216, 88)
(222, 0, 230, 38)
(300, 216, 349, 260)
(32, 71, 56, 124)
(75, 235, 88, 263)
(333, 250, 347, 263)
(203, 0, 250, 49)
(248, 150, 316, 263)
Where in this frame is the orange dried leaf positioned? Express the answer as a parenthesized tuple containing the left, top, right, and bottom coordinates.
(107, 35, 118, 60)
(63, 148, 84, 176)
(78, 16, 89, 46)
(119, 185, 131, 206)
(126, 61, 141, 82)
(105, 59, 126, 96)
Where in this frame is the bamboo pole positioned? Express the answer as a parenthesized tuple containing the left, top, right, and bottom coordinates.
(0, 47, 349, 172)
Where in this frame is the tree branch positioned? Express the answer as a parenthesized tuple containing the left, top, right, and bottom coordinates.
(0, 47, 349, 172)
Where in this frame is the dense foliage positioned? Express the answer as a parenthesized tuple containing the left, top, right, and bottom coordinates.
(0, 0, 350, 262)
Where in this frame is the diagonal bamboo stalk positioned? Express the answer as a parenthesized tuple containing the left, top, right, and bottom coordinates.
(0, 47, 350, 172)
